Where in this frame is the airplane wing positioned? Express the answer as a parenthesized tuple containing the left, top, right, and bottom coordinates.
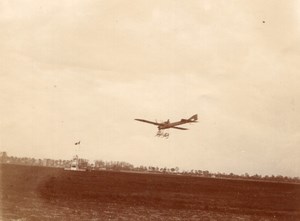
(172, 126, 188, 130)
(135, 119, 162, 126)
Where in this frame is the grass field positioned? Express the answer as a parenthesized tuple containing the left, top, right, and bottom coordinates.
(1, 164, 300, 220)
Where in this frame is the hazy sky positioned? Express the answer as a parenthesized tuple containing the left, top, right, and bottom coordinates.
(1, 0, 300, 176)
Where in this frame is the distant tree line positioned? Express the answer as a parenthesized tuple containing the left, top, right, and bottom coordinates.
(1, 151, 299, 184)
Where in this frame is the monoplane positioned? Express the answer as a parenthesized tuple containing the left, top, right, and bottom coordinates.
(135, 114, 198, 138)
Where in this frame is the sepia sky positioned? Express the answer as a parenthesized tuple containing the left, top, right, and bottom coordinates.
(1, 0, 300, 176)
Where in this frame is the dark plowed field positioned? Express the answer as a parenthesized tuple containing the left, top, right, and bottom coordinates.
(1, 164, 300, 220)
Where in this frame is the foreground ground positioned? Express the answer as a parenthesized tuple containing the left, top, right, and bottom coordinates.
(1, 164, 300, 220)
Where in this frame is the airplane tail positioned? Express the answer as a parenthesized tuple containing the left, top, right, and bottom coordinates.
(188, 114, 198, 122)
(181, 114, 198, 123)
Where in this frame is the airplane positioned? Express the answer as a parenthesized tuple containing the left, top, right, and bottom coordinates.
(135, 114, 198, 138)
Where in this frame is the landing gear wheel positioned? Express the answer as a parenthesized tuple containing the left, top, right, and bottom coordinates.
(156, 130, 163, 137)
(163, 133, 169, 139)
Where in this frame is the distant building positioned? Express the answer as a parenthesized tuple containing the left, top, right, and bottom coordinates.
(70, 155, 79, 170)
(64, 155, 86, 171)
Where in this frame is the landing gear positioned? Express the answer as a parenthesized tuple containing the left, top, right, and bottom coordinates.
(156, 130, 163, 137)
(156, 130, 169, 138)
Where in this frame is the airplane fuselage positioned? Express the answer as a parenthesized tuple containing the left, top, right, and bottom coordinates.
(158, 119, 193, 130)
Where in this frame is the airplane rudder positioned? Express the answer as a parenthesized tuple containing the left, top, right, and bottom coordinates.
(191, 114, 198, 121)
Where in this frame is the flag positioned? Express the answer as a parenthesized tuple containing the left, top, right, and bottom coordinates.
(75, 141, 80, 145)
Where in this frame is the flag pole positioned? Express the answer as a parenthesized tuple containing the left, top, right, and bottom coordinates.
(74, 141, 81, 168)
